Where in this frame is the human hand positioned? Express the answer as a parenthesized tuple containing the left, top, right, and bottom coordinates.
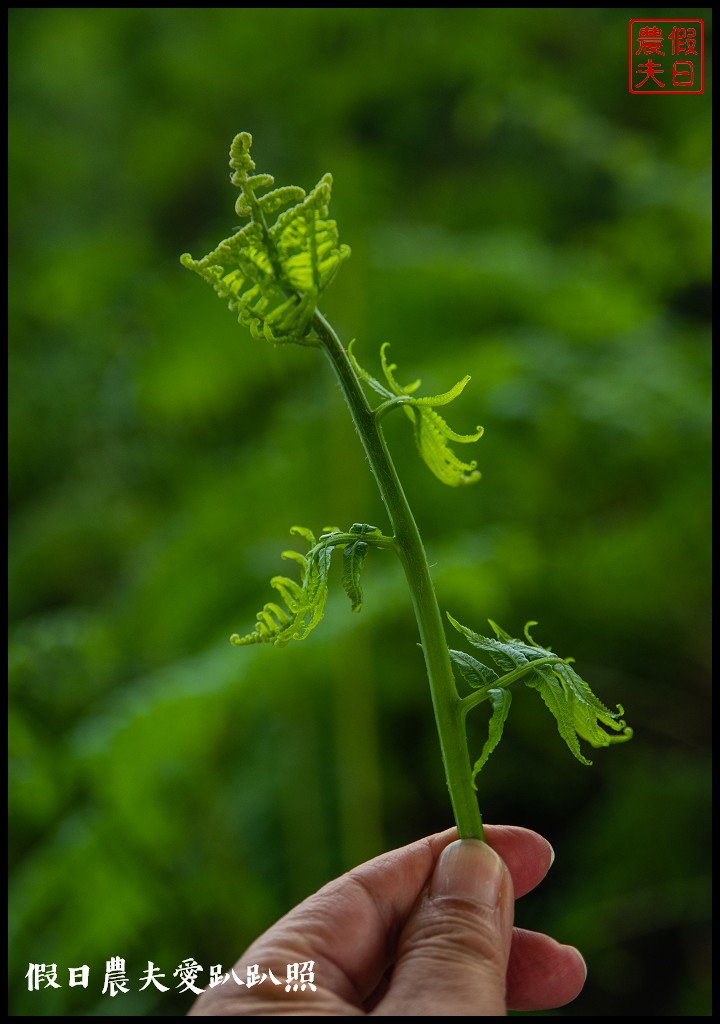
(189, 825, 586, 1016)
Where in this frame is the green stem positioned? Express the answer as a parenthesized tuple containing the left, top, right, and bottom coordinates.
(313, 311, 484, 840)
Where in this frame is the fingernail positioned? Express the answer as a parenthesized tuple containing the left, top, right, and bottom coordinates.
(431, 839, 505, 907)
(548, 842, 556, 868)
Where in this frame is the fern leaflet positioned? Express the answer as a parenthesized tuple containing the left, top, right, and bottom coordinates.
(340, 524, 380, 612)
(470, 688, 512, 784)
(349, 342, 483, 487)
(342, 541, 368, 613)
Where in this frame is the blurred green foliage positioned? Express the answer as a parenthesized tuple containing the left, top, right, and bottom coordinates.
(8, 8, 711, 1016)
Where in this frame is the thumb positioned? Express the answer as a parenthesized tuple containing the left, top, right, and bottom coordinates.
(379, 839, 513, 1016)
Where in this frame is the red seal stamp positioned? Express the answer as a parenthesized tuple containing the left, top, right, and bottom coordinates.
(629, 19, 705, 94)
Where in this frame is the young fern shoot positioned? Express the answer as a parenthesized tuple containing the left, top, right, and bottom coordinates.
(182, 133, 632, 841)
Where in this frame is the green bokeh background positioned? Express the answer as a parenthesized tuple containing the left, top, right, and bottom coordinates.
(8, 8, 711, 1016)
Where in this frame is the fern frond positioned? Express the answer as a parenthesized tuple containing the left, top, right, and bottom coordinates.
(182, 133, 350, 346)
(448, 614, 632, 769)
(449, 649, 500, 689)
(342, 541, 369, 612)
(411, 406, 483, 488)
(231, 528, 334, 648)
(231, 522, 389, 647)
(341, 523, 382, 612)
(470, 688, 512, 784)
(448, 642, 512, 781)
(350, 343, 483, 487)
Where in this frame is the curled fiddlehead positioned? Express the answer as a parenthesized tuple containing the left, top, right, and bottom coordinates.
(232, 524, 391, 647)
(182, 132, 350, 345)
